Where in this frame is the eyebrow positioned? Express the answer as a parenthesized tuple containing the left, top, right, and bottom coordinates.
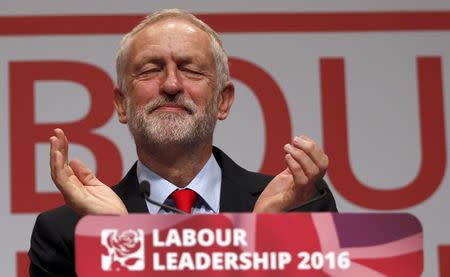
(134, 53, 208, 70)
(133, 55, 164, 69)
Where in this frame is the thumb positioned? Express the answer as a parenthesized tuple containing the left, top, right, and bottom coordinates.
(69, 159, 104, 187)
(280, 167, 292, 176)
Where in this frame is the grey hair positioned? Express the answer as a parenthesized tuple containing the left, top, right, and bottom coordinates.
(115, 9, 229, 94)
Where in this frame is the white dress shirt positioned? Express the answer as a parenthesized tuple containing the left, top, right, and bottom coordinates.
(136, 154, 222, 214)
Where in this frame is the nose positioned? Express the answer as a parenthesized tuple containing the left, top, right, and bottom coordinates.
(161, 65, 182, 95)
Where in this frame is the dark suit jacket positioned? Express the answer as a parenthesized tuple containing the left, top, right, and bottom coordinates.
(29, 147, 337, 276)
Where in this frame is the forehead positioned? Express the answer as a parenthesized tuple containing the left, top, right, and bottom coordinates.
(127, 18, 213, 62)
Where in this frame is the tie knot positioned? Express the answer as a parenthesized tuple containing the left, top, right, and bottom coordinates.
(170, 189, 198, 213)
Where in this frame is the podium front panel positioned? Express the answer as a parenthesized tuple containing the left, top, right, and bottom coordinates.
(75, 213, 423, 276)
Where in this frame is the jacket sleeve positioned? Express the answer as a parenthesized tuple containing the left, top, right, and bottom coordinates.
(290, 179, 338, 212)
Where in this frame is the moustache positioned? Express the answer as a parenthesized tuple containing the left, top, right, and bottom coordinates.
(145, 96, 197, 114)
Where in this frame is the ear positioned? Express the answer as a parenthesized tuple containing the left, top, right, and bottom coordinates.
(113, 87, 128, 124)
(217, 81, 235, 120)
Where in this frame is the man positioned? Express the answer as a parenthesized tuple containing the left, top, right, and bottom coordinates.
(29, 9, 337, 276)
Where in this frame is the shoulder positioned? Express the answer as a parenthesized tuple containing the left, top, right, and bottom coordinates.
(31, 205, 80, 250)
(29, 174, 133, 276)
(29, 173, 132, 246)
(34, 204, 80, 231)
(29, 205, 80, 276)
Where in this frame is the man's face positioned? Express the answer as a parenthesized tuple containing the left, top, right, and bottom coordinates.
(121, 18, 220, 147)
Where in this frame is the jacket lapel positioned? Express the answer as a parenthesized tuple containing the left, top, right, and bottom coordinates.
(213, 147, 273, 212)
(113, 163, 149, 213)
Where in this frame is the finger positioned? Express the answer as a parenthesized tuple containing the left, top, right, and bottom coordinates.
(298, 135, 312, 142)
(50, 132, 79, 196)
(51, 151, 79, 202)
(53, 128, 69, 164)
(284, 143, 321, 180)
(70, 159, 104, 187)
(292, 136, 329, 170)
(51, 150, 69, 190)
(285, 153, 309, 185)
(50, 136, 65, 182)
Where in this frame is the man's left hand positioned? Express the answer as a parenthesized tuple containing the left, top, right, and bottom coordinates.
(253, 135, 328, 213)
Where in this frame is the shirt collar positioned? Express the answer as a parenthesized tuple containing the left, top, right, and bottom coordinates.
(136, 154, 222, 214)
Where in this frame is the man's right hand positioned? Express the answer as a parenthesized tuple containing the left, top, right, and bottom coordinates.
(50, 128, 127, 216)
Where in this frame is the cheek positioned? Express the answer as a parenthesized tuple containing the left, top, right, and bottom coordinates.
(129, 82, 160, 106)
(186, 84, 217, 106)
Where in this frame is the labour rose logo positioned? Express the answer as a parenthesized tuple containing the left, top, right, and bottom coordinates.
(101, 229, 145, 271)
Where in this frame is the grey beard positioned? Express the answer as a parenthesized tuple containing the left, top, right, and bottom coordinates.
(126, 96, 218, 148)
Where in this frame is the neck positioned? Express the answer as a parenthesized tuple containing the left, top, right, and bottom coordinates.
(136, 139, 213, 187)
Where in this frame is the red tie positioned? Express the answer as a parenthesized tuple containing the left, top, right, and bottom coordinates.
(170, 189, 198, 213)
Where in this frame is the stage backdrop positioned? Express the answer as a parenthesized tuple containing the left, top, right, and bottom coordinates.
(0, 1, 449, 276)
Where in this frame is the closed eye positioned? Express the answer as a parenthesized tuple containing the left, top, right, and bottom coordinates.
(180, 66, 204, 76)
(137, 66, 163, 78)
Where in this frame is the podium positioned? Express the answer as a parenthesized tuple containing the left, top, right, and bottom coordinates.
(76, 213, 423, 276)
